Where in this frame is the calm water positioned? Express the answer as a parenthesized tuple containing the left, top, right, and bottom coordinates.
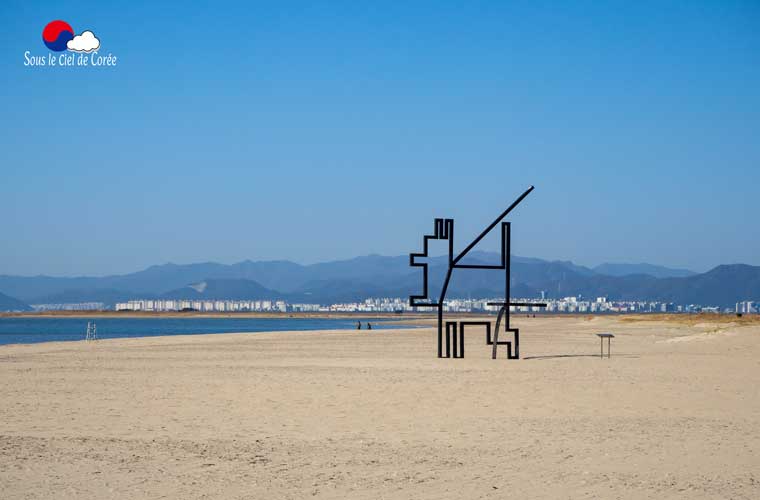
(0, 317, 402, 346)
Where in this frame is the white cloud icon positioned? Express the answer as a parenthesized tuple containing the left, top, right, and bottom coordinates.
(67, 31, 100, 53)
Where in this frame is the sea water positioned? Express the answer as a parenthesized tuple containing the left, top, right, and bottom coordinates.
(0, 317, 403, 346)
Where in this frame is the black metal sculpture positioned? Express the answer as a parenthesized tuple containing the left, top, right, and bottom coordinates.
(409, 185, 546, 359)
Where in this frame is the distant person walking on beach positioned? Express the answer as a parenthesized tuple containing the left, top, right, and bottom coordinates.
(367, 323, 372, 330)
(356, 321, 362, 330)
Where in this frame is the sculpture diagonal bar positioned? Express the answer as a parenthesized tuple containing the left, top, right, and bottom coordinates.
(409, 186, 547, 359)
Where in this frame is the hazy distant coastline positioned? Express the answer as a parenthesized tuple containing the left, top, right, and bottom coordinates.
(0, 310, 436, 320)
(0, 253, 758, 312)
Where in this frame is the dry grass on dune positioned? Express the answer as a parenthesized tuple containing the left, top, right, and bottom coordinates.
(619, 312, 760, 326)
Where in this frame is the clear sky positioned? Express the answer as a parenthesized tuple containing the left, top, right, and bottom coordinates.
(1, 0, 758, 276)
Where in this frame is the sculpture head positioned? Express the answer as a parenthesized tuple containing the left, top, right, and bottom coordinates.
(409, 218, 454, 307)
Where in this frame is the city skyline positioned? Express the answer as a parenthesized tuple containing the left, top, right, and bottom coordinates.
(102, 296, 751, 315)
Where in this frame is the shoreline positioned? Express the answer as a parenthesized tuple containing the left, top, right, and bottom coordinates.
(0, 316, 429, 348)
(0, 326, 426, 350)
(2, 313, 757, 349)
(2, 310, 757, 323)
(0, 310, 439, 319)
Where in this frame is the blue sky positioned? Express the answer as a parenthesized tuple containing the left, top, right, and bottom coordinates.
(1, 0, 758, 276)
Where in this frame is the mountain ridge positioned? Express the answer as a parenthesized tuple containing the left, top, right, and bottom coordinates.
(0, 255, 756, 310)
(593, 262, 697, 279)
(0, 291, 31, 312)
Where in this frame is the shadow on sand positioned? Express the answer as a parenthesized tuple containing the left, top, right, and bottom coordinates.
(522, 353, 640, 360)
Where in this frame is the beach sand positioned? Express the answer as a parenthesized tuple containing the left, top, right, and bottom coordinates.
(1, 315, 759, 499)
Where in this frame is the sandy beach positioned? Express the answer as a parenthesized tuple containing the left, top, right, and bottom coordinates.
(1, 315, 759, 499)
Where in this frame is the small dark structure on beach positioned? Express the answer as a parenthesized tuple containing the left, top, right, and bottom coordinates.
(409, 186, 546, 359)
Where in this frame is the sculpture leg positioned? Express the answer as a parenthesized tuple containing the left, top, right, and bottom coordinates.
(492, 307, 506, 359)
(437, 308, 443, 358)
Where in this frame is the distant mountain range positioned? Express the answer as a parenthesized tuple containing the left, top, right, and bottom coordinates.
(592, 263, 696, 279)
(0, 291, 32, 312)
(0, 254, 757, 311)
